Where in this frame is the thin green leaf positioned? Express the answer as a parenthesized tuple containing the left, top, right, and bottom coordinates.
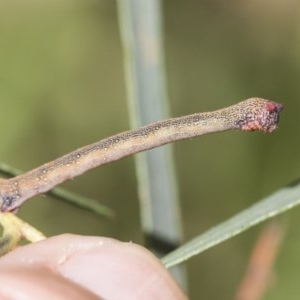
(162, 181, 300, 268)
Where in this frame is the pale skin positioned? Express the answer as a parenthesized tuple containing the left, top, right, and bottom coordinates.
(0, 234, 187, 299)
(0, 97, 283, 212)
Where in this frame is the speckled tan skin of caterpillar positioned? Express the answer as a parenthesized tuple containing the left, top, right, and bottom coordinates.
(0, 97, 283, 212)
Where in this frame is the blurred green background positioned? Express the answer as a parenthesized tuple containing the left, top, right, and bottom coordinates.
(0, 0, 299, 299)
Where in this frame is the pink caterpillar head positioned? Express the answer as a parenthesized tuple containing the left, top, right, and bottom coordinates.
(234, 98, 283, 133)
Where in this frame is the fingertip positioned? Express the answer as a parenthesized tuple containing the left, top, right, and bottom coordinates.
(0, 235, 187, 300)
